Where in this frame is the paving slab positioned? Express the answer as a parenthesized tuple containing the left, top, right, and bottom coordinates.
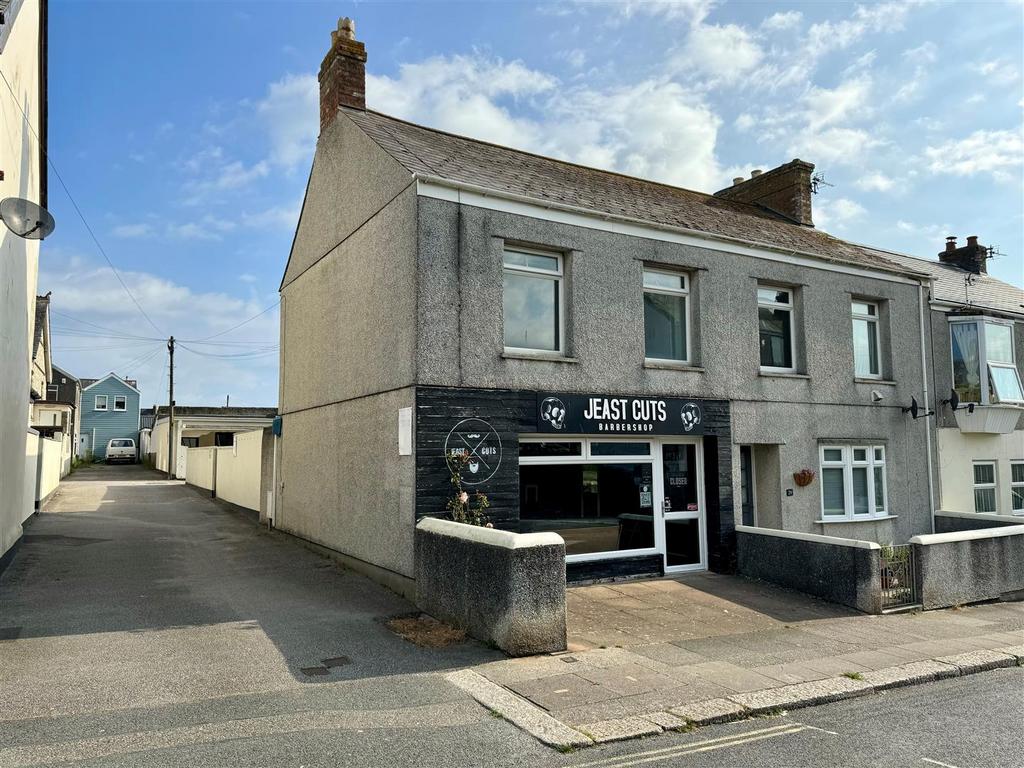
(669, 697, 747, 725)
(630, 643, 706, 668)
(995, 644, 1024, 663)
(506, 673, 620, 711)
(575, 664, 679, 696)
(641, 711, 688, 730)
(751, 662, 832, 684)
(578, 716, 661, 744)
(684, 661, 781, 692)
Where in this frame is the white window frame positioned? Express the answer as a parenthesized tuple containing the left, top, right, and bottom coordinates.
(642, 268, 691, 365)
(949, 316, 1023, 405)
(757, 284, 796, 373)
(1011, 461, 1024, 515)
(94, 395, 108, 411)
(851, 299, 882, 379)
(502, 246, 565, 356)
(113, 395, 127, 412)
(818, 444, 889, 521)
(973, 460, 998, 513)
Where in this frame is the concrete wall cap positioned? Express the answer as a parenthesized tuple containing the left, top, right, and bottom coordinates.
(936, 510, 1024, 524)
(910, 526, 1024, 545)
(417, 516, 564, 550)
(736, 524, 881, 550)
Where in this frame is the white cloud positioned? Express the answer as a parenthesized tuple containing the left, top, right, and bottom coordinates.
(790, 127, 883, 165)
(806, 1, 915, 59)
(256, 73, 319, 169)
(923, 130, 1024, 183)
(672, 23, 763, 85)
(111, 223, 153, 239)
(816, 197, 867, 230)
(734, 113, 756, 132)
(972, 58, 1020, 85)
(368, 54, 725, 190)
(617, 0, 716, 23)
(804, 75, 872, 130)
(761, 10, 802, 31)
(855, 172, 896, 192)
(557, 49, 587, 69)
(40, 252, 279, 406)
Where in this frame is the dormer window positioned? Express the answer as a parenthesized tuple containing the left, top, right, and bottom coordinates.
(950, 317, 1023, 405)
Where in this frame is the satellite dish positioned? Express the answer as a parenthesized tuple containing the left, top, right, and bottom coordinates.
(0, 197, 56, 240)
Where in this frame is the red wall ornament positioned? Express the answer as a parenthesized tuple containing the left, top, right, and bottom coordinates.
(793, 468, 816, 487)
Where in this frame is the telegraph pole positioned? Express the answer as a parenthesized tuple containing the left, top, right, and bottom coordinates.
(167, 336, 175, 479)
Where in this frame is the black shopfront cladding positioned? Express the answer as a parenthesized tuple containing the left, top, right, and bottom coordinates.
(415, 386, 736, 580)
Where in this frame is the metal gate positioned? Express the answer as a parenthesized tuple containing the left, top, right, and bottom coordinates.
(880, 544, 918, 611)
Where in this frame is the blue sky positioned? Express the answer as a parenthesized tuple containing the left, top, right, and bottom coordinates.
(39, 0, 1023, 406)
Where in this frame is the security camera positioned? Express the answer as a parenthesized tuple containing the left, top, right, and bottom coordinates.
(871, 390, 885, 403)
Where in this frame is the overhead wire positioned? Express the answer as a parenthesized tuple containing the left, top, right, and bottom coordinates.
(0, 68, 166, 336)
(181, 301, 280, 342)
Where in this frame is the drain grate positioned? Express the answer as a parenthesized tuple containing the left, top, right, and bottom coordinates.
(300, 666, 330, 677)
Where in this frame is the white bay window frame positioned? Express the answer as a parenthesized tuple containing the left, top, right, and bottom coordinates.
(819, 444, 889, 521)
(949, 316, 1024, 406)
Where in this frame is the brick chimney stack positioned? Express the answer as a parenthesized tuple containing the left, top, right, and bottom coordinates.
(713, 159, 816, 227)
(939, 235, 990, 274)
(319, 17, 366, 133)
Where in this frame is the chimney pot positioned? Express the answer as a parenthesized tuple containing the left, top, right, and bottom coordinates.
(750, 169, 763, 178)
(339, 17, 356, 40)
(732, 177, 744, 186)
(945, 236, 957, 252)
(713, 159, 816, 227)
(966, 235, 978, 247)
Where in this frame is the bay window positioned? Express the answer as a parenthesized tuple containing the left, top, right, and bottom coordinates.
(820, 444, 888, 520)
(950, 318, 1023, 405)
(643, 269, 690, 363)
(503, 247, 563, 353)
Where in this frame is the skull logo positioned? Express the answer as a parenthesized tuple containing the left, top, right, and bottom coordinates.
(540, 397, 567, 430)
(680, 403, 702, 432)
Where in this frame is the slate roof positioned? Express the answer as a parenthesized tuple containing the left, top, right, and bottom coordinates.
(864, 249, 1024, 317)
(342, 108, 929, 278)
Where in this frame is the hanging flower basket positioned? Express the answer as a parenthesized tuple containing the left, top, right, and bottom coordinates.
(793, 468, 816, 487)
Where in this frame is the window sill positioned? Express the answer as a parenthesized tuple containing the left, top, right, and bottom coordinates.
(815, 515, 898, 524)
(759, 370, 810, 380)
(501, 351, 579, 364)
(855, 377, 896, 386)
(643, 360, 705, 373)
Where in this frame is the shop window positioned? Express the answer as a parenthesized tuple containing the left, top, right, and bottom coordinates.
(519, 438, 656, 558)
(950, 318, 1023, 405)
(973, 462, 997, 513)
(643, 269, 689, 363)
(819, 445, 888, 520)
(502, 247, 563, 353)
(1011, 462, 1024, 514)
(757, 285, 795, 371)
(852, 300, 881, 378)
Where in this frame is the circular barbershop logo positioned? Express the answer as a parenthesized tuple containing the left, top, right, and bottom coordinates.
(540, 397, 567, 430)
(680, 402, 702, 433)
(444, 418, 502, 486)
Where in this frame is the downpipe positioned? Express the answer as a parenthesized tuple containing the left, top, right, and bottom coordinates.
(918, 280, 937, 534)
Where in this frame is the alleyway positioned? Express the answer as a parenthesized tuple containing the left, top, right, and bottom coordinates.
(0, 465, 547, 767)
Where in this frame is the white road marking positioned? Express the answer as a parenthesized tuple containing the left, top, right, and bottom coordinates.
(921, 758, 963, 768)
(793, 721, 841, 736)
(564, 723, 805, 768)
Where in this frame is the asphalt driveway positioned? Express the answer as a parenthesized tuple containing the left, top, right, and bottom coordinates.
(0, 464, 543, 767)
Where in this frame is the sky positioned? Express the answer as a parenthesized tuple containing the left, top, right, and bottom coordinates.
(37, 0, 1024, 407)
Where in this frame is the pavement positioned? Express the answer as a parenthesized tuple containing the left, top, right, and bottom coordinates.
(1, 463, 1021, 765)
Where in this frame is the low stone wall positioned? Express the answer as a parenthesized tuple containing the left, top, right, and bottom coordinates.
(935, 510, 1024, 534)
(911, 526, 1024, 610)
(736, 525, 882, 614)
(414, 517, 566, 656)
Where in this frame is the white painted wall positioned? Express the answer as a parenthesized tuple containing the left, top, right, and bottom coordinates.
(36, 435, 61, 503)
(215, 430, 263, 512)
(22, 430, 38, 524)
(184, 447, 217, 491)
(937, 427, 1024, 516)
(0, 0, 43, 561)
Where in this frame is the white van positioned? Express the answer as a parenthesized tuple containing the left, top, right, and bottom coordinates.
(105, 438, 137, 464)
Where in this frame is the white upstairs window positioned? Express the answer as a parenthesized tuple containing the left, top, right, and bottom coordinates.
(502, 247, 564, 354)
(94, 395, 108, 411)
(950, 318, 1024, 405)
(852, 300, 881, 378)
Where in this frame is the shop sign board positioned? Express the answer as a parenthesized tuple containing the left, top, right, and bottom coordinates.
(536, 392, 705, 436)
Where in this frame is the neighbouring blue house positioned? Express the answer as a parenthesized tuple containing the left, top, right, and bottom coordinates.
(78, 374, 141, 461)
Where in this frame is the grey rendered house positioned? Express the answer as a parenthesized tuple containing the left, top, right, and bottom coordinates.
(276, 20, 947, 593)
(879, 242, 1024, 518)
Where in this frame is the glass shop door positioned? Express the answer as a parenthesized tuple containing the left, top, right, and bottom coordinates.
(659, 440, 707, 573)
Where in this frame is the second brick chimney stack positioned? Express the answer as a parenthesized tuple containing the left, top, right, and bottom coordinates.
(713, 159, 816, 227)
(319, 17, 367, 133)
(939, 235, 990, 274)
